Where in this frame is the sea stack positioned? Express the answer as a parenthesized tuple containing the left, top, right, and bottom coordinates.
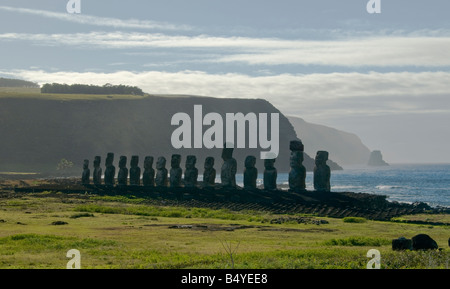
(368, 150, 389, 167)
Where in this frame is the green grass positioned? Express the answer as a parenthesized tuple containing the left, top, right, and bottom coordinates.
(323, 236, 391, 247)
(0, 234, 116, 250)
(0, 87, 148, 101)
(343, 217, 367, 223)
(0, 193, 448, 269)
(74, 203, 270, 222)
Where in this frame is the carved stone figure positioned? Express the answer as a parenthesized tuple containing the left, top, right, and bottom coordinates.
(104, 153, 115, 186)
(289, 140, 306, 192)
(313, 151, 331, 192)
(220, 146, 237, 187)
(118, 156, 128, 186)
(155, 157, 168, 187)
(184, 155, 198, 187)
(142, 156, 155, 186)
(170, 154, 182, 188)
(289, 151, 306, 192)
(129, 155, 141, 186)
(263, 158, 277, 190)
(93, 156, 102, 185)
(82, 159, 90, 185)
(243, 156, 257, 189)
(290, 140, 305, 152)
(203, 157, 216, 187)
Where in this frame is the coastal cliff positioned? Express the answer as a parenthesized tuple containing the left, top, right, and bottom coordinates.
(0, 94, 342, 175)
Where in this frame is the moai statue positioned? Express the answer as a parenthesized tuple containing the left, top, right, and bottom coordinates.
(118, 156, 128, 186)
(313, 151, 331, 192)
(203, 157, 216, 187)
(220, 145, 237, 187)
(289, 140, 306, 192)
(263, 158, 277, 191)
(142, 156, 155, 186)
(184, 155, 198, 188)
(170, 154, 182, 188)
(104, 153, 116, 186)
(81, 159, 90, 185)
(243, 156, 258, 189)
(129, 155, 141, 186)
(155, 157, 168, 187)
(93, 156, 102, 185)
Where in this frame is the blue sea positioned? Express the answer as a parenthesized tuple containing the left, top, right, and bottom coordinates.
(234, 164, 450, 208)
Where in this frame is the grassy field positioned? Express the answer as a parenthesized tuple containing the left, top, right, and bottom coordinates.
(0, 87, 148, 101)
(0, 192, 448, 269)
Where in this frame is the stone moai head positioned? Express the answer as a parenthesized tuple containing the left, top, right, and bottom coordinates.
(186, 155, 197, 169)
(144, 156, 154, 169)
(156, 157, 166, 170)
(264, 158, 276, 169)
(245, 156, 256, 169)
(204, 157, 215, 169)
(94, 156, 101, 168)
(315, 151, 329, 166)
(221, 143, 234, 161)
(83, 159, 89, 169)
(290, 140, 304, 152)
(171, 154, 181, 168)
(119, 156, 127, 168)
(106, 153, 114, 166)
(131, 156, 139, 168)
(290, 151, 304, 168)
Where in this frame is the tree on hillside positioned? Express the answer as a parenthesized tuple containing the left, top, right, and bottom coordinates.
(40, 83, 144, 95)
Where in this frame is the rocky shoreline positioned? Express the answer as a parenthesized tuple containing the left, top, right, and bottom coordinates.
(2, 177, 448, 222)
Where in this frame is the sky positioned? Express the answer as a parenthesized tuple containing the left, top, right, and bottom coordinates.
(1, 0, 450, 164)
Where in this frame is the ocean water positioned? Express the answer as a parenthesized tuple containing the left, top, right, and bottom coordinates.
(234, 164, 450, 208)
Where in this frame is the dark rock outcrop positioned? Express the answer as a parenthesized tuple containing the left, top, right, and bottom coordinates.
(392, 237, 412, 251)
(368, 150, 389, 166)
(411, 234, 438, 250)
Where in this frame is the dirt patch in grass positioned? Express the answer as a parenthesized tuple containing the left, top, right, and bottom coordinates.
(258, 227, 337, 233)
(143, 223, 337, 233)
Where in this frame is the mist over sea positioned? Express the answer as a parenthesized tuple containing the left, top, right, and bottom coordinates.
(235, 164, 450, 208)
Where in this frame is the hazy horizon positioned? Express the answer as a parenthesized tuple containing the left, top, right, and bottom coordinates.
(1, 0, 450, 164)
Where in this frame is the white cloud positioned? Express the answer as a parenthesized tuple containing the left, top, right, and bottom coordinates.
(0, 6, 191, 31)
(215, 37, 450, 67)
(2, 30, 450, 68)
